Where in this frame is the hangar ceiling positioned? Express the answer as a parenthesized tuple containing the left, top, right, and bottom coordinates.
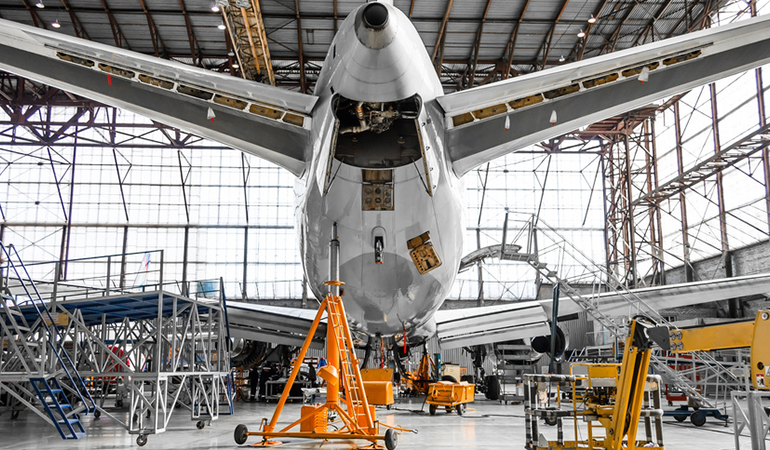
(0, 0, 723, 94)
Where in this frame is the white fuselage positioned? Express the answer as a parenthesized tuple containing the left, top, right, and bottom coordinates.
(294, 3, 465, 340)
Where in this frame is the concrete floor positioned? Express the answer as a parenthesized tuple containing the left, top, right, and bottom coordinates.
(0, 397, 755, 449)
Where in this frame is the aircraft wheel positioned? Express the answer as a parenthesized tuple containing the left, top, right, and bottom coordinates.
(196, 420, 205, 429)
(234, 424, 249, 445)
(429, 404, 437, 416)
(691, 410, 707, 427)
(384, 428, 398, 450)
(136, 435, 148, 447)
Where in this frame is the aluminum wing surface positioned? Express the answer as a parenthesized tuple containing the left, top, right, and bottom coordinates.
(0, 18, 317, 177)
(435, 273, 770, 349)
(437, 14, 770, 176)
(226, 301, 327, 349)
(435, 302, 551, 349)
(546, 273, 770, 319)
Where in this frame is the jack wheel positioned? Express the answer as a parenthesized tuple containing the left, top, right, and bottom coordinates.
(196, 420, 205, 430)
(691, 411, 707, 427)
(429, 404, 436, 416)
(136, 435, 148, 447)
(384, 428, 398, 450)
(234, 424, 249, 445)
(94, 410, 101, 420)
(674, 415, 686, 422)
(456, 404, 466, 416)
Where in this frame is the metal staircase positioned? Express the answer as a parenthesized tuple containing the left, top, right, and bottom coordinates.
(502, 215, 741, 408)
(0, 243, 95, 438)
(30, 377, 86, 439)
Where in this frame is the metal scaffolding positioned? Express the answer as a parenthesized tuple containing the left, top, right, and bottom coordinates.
(0, 247, 233, 445)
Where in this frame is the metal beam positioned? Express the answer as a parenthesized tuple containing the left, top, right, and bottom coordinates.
(294, 0, 307, 93)
(177, 0, 202, 67)
(467, 0, 493, 89)
(99, 0, 130, 49)
(138, 0, 167, 58)
(431, 0, 454, 74)
(502, 0, 531, 79)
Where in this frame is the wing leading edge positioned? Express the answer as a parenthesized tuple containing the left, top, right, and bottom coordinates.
(0, 18, 318, 176)
(437, 14, 770, 176)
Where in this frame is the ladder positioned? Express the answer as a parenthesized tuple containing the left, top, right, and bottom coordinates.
(0, 243, 96, 428)
(30, 377, 86, 439)
(326, 293, 373, 430)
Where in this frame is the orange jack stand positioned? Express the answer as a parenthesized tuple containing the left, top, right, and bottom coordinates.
(234, 226, 399, 450)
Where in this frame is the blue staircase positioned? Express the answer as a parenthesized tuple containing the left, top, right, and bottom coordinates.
(30, 377, 86, 439)
(1, 243, 96, 438)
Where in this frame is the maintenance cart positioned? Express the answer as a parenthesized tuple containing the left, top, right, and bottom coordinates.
(426, 381, 475, 415)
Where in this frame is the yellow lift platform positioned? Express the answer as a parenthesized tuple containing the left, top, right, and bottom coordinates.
(233, 226, 405, 449)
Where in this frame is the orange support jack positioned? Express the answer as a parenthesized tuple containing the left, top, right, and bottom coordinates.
(233, 225, 401, 450)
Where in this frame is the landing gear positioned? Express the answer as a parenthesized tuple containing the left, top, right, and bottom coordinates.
(136, 435, 148, 446)
(234, 424, 249, 445)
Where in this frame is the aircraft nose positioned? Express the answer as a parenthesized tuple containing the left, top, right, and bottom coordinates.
(362, 3, 388, 30)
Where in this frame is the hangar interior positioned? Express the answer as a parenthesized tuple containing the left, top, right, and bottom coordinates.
(0, 0, 770, 448)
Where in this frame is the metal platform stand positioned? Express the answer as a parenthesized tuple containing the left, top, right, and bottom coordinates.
(0, 246, 233, 446)
(234, 225, 402, 450)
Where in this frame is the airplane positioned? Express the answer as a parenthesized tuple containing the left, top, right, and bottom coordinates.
(2, 1, 770, 356)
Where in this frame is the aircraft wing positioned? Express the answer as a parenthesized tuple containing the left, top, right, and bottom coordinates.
(226, 301, 327, 349)
(0, 18, 317, 176)
(435, 273, 770, 349)
(436, 14, 770, 176)
(435, 302, 551, 349)
(548, 273, 770, 319)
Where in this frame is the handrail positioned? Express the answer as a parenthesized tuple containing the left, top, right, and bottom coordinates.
(0, 242, 96, 414)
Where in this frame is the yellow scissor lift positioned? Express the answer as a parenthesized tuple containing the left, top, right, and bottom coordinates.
(234, 226, 407, 449)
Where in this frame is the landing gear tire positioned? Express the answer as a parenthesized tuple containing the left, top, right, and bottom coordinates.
(196, 420, 205, 430)
(485, 376, 500, 401)
(234, 424, 249, 445)
(674, 415, 686, 423)
(136, 435, 148, 447)
(384, 428, 398, 450)
(456, 404, 466, 416)
(429, 404, 437, 416)
(691, 411, 707, 427)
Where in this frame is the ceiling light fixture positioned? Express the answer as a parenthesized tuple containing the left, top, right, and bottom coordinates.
(559, 55, 565, 62)
(51, 19, 61, 28)
(35, 0, 44, 8)
(217, 23, 226, 30)
(588, 14, 597, 24)
(577, 29, 586, 38)
(211, 4, 220, 12)
(232, 63, 239, 68)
